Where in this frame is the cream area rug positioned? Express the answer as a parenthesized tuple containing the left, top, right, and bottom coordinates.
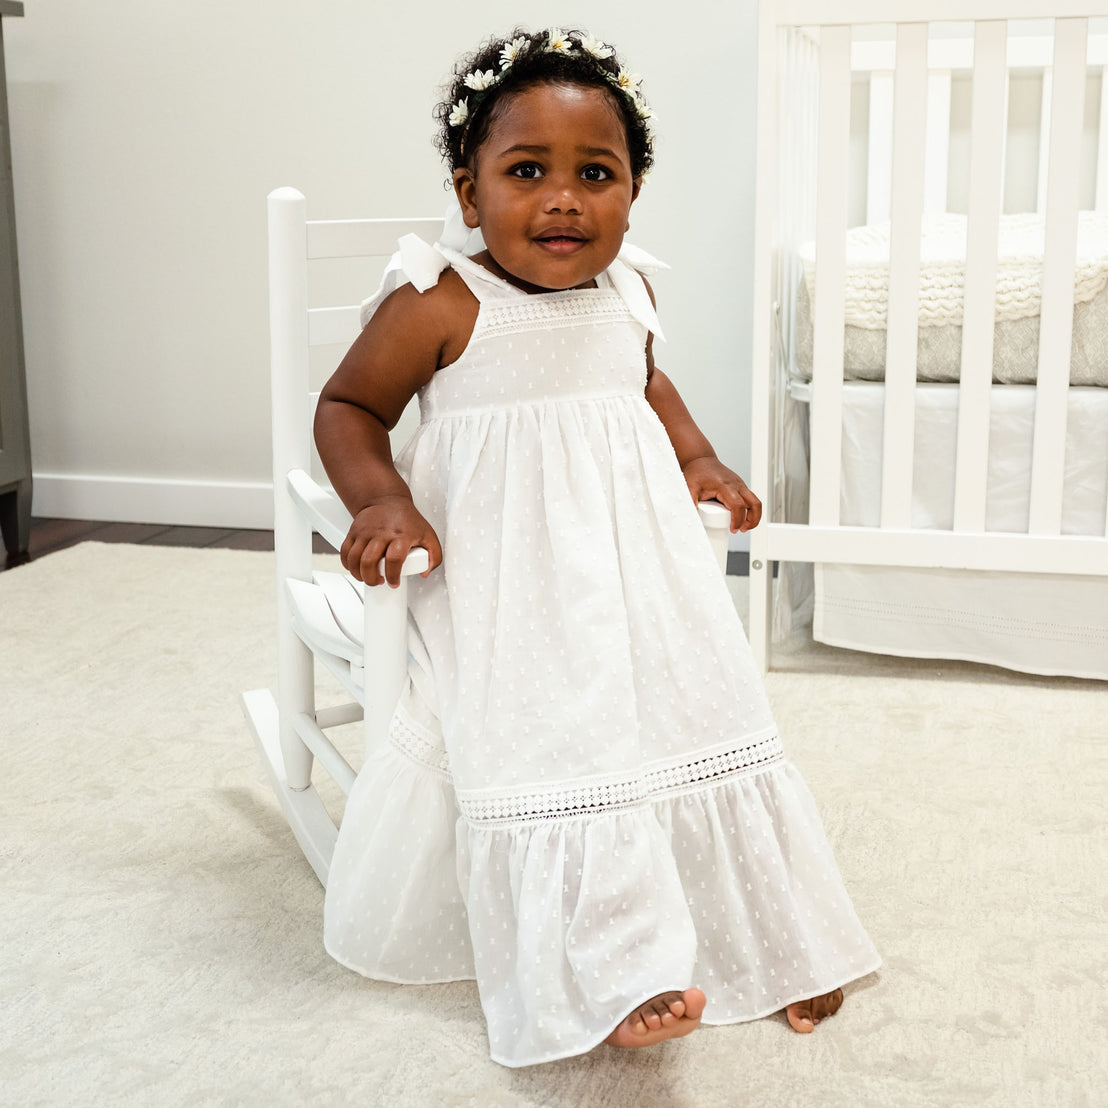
(2, 542, 1105, 1107)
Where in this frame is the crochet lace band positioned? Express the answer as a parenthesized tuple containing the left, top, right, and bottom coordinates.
(453, 731, 784, 826)
(475, 291, 636, 341)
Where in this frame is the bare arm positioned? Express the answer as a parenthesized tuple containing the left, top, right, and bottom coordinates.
(640, 280, 762, 533)
(314, 274, 474, 585)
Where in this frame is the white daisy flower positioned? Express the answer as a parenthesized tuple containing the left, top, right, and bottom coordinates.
(463, 68, 497, 91)
(448, 98, 469, 127)
(546, 28, 573, 54)
(633, 96, 656, 123)
(616, 68, 642, 93)
(500, 36, 529, 68)
(577, 33, 613, 60)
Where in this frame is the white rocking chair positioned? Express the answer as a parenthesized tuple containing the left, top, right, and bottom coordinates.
(242, 187, 732, 887)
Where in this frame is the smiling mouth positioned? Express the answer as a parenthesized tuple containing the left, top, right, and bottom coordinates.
(535, 231, 587, 252)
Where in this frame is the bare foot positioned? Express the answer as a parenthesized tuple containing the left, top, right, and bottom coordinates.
(605, 988, 707, 1049)
(785, 988, 844, 1032)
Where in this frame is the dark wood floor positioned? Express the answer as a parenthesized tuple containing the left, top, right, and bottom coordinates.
(3, 517, 336, 572)
(5, 517, 751, 574)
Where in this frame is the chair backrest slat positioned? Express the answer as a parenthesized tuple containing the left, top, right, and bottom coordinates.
(306, 217, 444, 260)
(308, 305, 363, 348)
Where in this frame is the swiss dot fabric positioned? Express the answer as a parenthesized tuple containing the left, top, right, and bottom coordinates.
(324, 247, 879, 1067)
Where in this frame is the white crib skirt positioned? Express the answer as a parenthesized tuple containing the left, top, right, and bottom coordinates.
(810, 384, 1108, 678)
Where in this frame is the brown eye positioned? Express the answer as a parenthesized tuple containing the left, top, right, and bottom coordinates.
(510, 162, 543, 179)
(581, 165, 611, 182)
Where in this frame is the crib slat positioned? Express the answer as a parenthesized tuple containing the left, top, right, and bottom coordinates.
(954, 20, 1007, 533)
(881, 22, 929, 530)
(1030, 17, 1087, 536)
(808, 24, 852, 529)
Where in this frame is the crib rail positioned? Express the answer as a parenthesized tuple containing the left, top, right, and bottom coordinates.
(780, 1, 1108, 21)
(750, 4, 1108, 670)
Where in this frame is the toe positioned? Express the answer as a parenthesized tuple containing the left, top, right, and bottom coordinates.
(786, 1002, 815, 1033)
(812, 988, 843, 1021)
(682, 988, 707, 1021)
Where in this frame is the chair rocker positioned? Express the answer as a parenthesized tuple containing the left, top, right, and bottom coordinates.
(242, 186, 733, 887)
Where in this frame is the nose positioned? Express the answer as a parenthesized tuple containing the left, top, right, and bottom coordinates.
(544, 175, 582, 214)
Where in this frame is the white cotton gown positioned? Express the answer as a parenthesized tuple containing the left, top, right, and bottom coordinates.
(323, 247, 880, 1068)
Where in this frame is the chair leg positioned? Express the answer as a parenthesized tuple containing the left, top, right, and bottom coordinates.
(276, 596, 316, 790)
(241, 689, 337, 886)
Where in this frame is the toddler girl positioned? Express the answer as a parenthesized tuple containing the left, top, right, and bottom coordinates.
(314, 27, 879, 1068)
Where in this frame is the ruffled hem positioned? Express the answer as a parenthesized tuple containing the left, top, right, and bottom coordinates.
(699, 963, 883, 1030)
(658, 761, 881, 1026)
(323, 722, 475, 984)
(461, 760, 879, 1065)
(326, 732, 879, 1067)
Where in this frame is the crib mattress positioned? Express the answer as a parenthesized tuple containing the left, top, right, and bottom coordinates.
(794, 213, 1108, 386)
(809, 383, 1108, 679)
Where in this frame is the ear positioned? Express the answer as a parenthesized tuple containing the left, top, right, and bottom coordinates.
(626, 177, 643, 230)
(453, 167, 480, 228)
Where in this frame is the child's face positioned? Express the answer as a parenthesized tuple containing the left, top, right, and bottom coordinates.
(453, 83, 642, 293)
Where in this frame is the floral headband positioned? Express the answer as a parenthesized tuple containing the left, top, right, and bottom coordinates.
(447, 29, 656, 135)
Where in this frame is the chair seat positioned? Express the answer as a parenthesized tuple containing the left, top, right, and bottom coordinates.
(286, 573, 368, 699)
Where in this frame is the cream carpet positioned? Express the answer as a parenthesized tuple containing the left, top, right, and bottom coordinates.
(2, 542, 1105, 1107)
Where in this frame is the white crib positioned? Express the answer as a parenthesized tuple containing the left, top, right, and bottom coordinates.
(749, 1, 1108, 677)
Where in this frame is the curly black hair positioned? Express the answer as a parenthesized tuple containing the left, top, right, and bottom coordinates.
(434, 28, 655, 179)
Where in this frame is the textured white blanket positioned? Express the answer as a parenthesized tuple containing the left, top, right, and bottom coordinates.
(800, 211, 1108, 328)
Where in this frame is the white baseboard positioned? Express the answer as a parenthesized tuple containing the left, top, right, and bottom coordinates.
(32, 473, 274, 530)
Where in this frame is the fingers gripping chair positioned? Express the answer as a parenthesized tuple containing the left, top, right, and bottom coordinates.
(243, 186, 733, 887)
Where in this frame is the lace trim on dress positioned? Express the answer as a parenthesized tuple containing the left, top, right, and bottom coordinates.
(388, 711, 452, 779)
(456, 733, 785, 825)
(645, 733, 784, 798)
(476, 293, 636, 341)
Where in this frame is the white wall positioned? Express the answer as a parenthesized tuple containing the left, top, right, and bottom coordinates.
(6, 1, 759, 529)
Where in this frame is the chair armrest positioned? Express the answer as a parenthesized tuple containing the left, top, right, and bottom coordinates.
(697, 499, 730, 574)
(697, 500, 731, 529)
(285, 468, 430, 575)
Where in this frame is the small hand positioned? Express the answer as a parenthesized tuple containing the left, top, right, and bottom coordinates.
(341, 496, 443, 587)
(682, 456, 763, 533)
